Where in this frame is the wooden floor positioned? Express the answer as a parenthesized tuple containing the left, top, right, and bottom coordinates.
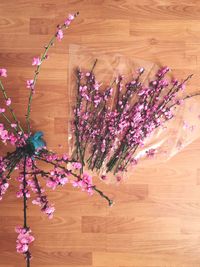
(1, 0, 200, 266)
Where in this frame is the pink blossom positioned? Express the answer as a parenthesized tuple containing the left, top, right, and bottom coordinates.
(6, 98, 11, 106)
(68, 13, 75, 20)
(72, 173, 93, 195)
(16, 189, 30, 198)
(11, 123, 17, 128)
(62, 154, 69, 161)
(0, 126, 9, 143)
(9, 133, 18, 145)
(15, 227, 34, 255)
(26, 79, 34, 90)
(43, 205, 55, 219)
(146, 148, 156, 158)
(32, 57, 41, 66)
(180, 83, 186, 90)
(72, 162, 82, 169)
(59, 177, 68, 185)
(137, 67, 145, 74)
(156, 66, 170, 77)
(46, 179, 57, 190)
(0, 181, 9, 200)
(0, 108, 5, 113)
(0, 68, 7, 77)
(64, 13, 75, 25)
(56, 29, 64, 41)
(64, 19, 71, 26)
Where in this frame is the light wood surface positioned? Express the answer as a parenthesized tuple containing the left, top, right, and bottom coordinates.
(1, 1, 200, 266)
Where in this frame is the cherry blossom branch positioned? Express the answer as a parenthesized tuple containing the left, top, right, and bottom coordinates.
(34, 155, 113, 206)
(26, 12, 79, 134)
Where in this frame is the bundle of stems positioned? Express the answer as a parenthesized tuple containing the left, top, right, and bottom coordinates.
(72, 62, 199, 179)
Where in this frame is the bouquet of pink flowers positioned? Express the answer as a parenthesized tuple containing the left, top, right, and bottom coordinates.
(71, 61, 199, 181)
(0, 13, 112, 267)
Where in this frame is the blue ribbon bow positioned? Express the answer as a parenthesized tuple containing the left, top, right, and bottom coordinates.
(28, 131, 46, 151)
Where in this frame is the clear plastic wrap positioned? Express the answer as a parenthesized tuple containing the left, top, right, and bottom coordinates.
(67, 44, 200, 181)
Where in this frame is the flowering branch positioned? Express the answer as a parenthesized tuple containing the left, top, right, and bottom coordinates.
(26, 12, 79, 134)
(34, 150, 113, 206)
(22, 157, 31, 266)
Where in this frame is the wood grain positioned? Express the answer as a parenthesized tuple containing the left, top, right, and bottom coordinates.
(1, 0, 200, 266)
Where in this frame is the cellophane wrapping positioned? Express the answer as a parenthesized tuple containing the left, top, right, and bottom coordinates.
(67, 44, 200, 182)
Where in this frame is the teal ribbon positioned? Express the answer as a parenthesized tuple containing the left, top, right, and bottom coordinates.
(28, 131, 46, 151)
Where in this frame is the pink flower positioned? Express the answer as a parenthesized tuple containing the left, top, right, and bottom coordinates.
(72, 162, 82, 169)
(6, 98, 11, 106)
(16, 189, 30, 198)
(146, 148, 156, 158)
(56, 29, 63, 41)
(0, 68, 7, 77)
(72, 173, 93, 195)
(0, 126, 9, 143)
(137, 67, 145, 74)
(32, 57, 41, 66)
(59, 177, 68, 185)
(11, 123, 17, 128)
(44, 205, 55, 219)
(0, 181, 9, 200)
(64, 13, 74, 25)
(46, 179, 57, 190)
(64, 19, 71, 26)
(156, 66, 170, 77)
(16, 190, 23, 198)
(0, 108, 5, 113)
(180, 83, 186, 91)
(15, 227, 34, 255)
(62, 154, 69, 161)
(26, 79, 34, 90)
(68, 13, 75, 20)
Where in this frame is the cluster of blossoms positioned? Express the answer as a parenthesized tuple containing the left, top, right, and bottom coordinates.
(72, 64, 194, 180)
(15, 227, 34, 260)
(0, 13, 112, 267)
(0, 129, 111, 261)
(72, 172, 93, 195)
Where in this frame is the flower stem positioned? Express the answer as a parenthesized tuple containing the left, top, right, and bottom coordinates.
(1, 112, 18, 134)
(0, 80, 24, 133)
(23, 157, 27, 228)
(22, 156, 31, 267)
